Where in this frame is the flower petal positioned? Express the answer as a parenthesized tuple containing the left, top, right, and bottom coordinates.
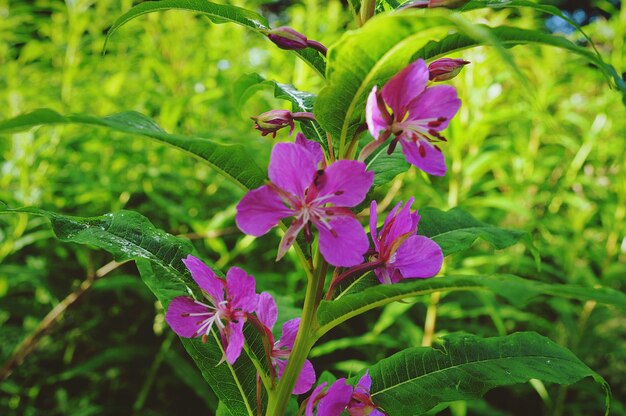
(295, 132, 324, 166)
(165, 296, 210, 338)
(366, 86, 389, 140)
(305, 382, 328, 416)
(393, 235, 443, 278)
(374, 266, 403, 285)
(277, 216, 306, 261)
(225, 319, 245, 365)
(382, 198, 419, 246)
(381, 59, 429, 116)
(256, 292, 277, 330)
(317, 216, 369, 267)
(317, 160, 373, 207)
(226, 267, 258, 312)
(236, 185, 294, 237)
(182, 255, 224, 303)
(276, 357, 316, 395)
(293, 359, 316, 394)
(317, 378, 353, 416)
(276, 318, 301, 350)
(401, 139, 447, 176)
(356, 371, 372, 393)
(405, 85, 461, 131)
(269, 142, 319, 197)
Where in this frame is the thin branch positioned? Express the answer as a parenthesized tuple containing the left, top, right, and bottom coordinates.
(0, 260, 126, 381)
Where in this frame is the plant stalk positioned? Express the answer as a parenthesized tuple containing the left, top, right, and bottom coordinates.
(266, 252, 327, 415)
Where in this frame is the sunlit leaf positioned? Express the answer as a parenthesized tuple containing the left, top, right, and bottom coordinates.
(317, 274, 626, 335)
(0, 108, 266, 191)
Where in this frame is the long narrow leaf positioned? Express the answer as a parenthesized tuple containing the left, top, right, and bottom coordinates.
(0, 108, 266, 191)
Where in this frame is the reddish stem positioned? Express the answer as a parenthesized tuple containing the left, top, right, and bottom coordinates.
(325, 259, 384, 300)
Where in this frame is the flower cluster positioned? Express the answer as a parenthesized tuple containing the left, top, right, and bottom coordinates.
(166, 55, 465, 409)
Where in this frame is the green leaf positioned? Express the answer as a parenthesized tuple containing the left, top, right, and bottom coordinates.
(0, 108, 266, 191)
(418, 206, 527, 256)
(0, 207, 263, 415)
(0, 207, 194, 274)
(234, 73, 327, 146)
(411, 25, 625, 100)
(359, 332, 610, 415)
(366, 144, 408, 187)
(103, 0, 326, 76)
(316, 11, 625, 156)
(316, 274, 626, 335)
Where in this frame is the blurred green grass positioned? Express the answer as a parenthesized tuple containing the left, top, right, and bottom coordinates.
(1, 0, 625, 414)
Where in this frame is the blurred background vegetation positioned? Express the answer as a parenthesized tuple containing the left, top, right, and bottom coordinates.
(0, 0, 624, 414)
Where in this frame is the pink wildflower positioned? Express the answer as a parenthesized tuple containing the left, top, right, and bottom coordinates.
(370, 199, 443, 284)
(165, 255, 259, 365)
(363, 59, 461, 176)
(236, 133, 373, 267)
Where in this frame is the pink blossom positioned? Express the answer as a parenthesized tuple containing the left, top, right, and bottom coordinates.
(305, 372, 385, 415)
(236, 133, 373, 267)
(256, 293, 315, 394)
(363, 59, 461, 176)
(370, 199, 443, 284)
(165, 255, 259, 364)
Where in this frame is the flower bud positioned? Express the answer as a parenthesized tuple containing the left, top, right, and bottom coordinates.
(428, 58, 470, 82)
(251, 110, 294, 137)
(267, 27, 308, 50)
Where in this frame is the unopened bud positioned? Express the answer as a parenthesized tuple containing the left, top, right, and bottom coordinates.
(428, 58, 470, 82)
(251, 110, 294, 137)
(267, 27, 308, 50)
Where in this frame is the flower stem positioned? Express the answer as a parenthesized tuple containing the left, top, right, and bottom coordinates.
(359, 0, 376, 26)
(265, 251, 327, 415)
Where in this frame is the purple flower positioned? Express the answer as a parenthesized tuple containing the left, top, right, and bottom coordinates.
(165, 255, 259, 365)
(370, 199, 443, 284)
(363, 59, 461, 176)
(305, 372, 385, 416)
(256, 293, 316, 394)
(236, 133, 374, 267)
(428, 58, 470, 82)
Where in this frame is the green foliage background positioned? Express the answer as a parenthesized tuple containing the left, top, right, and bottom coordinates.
(0, 0, 624, 414)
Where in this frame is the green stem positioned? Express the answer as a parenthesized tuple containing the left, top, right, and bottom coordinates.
(266, 251, 327, 415)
